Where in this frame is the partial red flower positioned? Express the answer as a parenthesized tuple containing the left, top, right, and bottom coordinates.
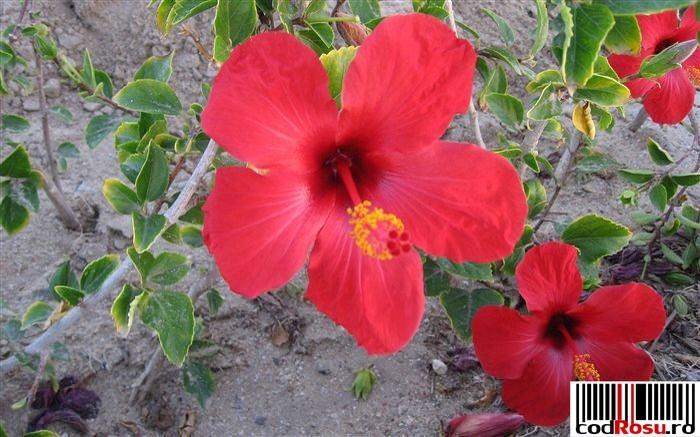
(445, 412, 525, 437)
(608, 7, 700, 124)
(472, 242, 666, 426)
(201, 14, 528, 354)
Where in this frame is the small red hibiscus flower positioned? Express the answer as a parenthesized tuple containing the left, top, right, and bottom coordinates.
(472, 242, 666, 426)
(608, 7, 700, 124)
(201, 14, 527, 354)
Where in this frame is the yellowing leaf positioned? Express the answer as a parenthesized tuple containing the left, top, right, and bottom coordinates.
(572, 101, 595, 139)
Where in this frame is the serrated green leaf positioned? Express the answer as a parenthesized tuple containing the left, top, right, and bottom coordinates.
(111, 283, 142, 336)
(182, 361, 215, 408)
(80, 254, 120, 294)
(132, 212, 167, 253)
(53, 286, 84, 306)
(565, 3, 614, 85)
(103, 178, 142, 214)
(114, 79, 181, 115)
(0, 145, 32, 178)
(557, 0, 574, 78)
(21, 301, 53, 329)
(134, 52, 175, 82)
(319, 46, 357, 106)
(440, 288, 504, 341)
(530, 0, 548, 58)
(562, 214, 632, 263)
(604, 15, 641, 55)
(619, 169, 655, 183)
(1, 114, 30, 132)
(527, 84, 562, 121)
(141, 290, 195, 367)
(168, 0, 217, 27)
(85, 115, 123, 149)
(481, 8, 515, 47)
(135, 143, 169, 202)
(592, 0, 694, 15)
(646, 138, 674, 166)
(649, 184, 668, 211)
(485, 93, 524, 131)
(573, 74, 630, 107)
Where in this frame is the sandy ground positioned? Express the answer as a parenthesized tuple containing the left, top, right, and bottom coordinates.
(1, 1, 698, 436)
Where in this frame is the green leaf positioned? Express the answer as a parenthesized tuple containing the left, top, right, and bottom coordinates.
(80, 254, 120, 294)
(48, 259, 79, 300)
(348, 0, 380, 23)
(574, 74, 630, 107)
(21, 301, 53, 329)
(619, 169, 655, 183)
(134, 52, 175, 82)
(630, 211, 659, 225)
(81, 49, 96, 88)
(557, 0, 574, 77)
(639, 44, 684, 78)
(111, 283, 143, 336)
(646, 138, 674, 166)
(649, 184, 668, 212)
(564, 3, 615, 85)
(527, 84, 562, 121)
(132, 212, 167, 253)
(479, 47, 522, 75)
(114, 79, 181, 115)
(0, 145, 32, 178)
(663, 272, 695, 286)
(135, 143, 169, 202)
(0, 197, 30, 236)
(156, 0, 176, 32)
(296, 29, 333, 55)
(182, 361, 215, 408)
(23, 431, 60, 437)
(94, 70, 114, 98)
(530, 0, 548, 58)
(213, 0, 257, 63)
(56, 142, 79, 160)
(604, 15, 641, 55)
(206, 288, 224, 316)
(102, 178, 142, 214)
(435, 258, 493, 282)
(561, 214, 632, 263)
(423, 258, 450, 297)
(307, 22, 335, 49)
(661, 243, 684, 265)
(85, 115, 123, 149)
(1, 114, 30, 132)
(484, 93, 524, 131)
(2, 319, 23, 341)
(440, 288, 504, 341)
(141, 290, 195, 367)
(591, 0, 694, 15)
(481, 8, 515, 46)
(671, 172, 700, 186)
(148, 252, 190, 285)
(53, 286, 84, 306)
(524, 179, 547, 219)
(168, 0, 217, 27)
(181, 225, 203, 247)
(34, 35, 58, 60)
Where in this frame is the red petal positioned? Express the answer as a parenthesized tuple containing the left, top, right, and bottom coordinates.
(501, 348, 574, 427)
(637, 10, 680, 52)
(608, 52, 646, 78)
(625, 77, 658, 99)
(678, 6, 700, 41)
(337, 14, 476, 154)
(579, 341, 655, 381)
(568, 283, 666, 343)
(643, 68, 695, 124)
(203, 167, 334, 298)
(515, 242, 582, 314)
(305, 207, 424, 354)
(201, 32, 337, 173)
(682, 47, 700, 70)
(371, 142, 527, 263)
(472, 306, 547, 379)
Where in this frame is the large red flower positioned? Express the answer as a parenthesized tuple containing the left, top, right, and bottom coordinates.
(472, 242, 666, 426)
(608, 7, 700, 124)
(201, 14, 528, 354)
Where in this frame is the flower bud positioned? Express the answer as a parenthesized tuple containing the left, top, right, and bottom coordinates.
(445, 413, 525, 437)
(350, 367, 376, 400)
(336, 13, 369, 46)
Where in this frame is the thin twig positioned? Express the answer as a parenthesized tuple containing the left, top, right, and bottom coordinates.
(8, 0, 31, 43)
(629, 107, 648, 132)
(0, 140, 219, 375)
(331, 0, 347, 17)
(42, 173, 82, 231)
(443, 0, 486, 150)
(181, 25, 215, 66)
(129, 268, 218, 404)
(519, 120, 547, 177)
(33, 44, 61, 190)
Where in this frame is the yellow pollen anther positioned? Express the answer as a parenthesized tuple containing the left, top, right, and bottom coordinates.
(688, 66, 700, 87)
(574, 354, 600, 382)
(347, 200, 411, 260)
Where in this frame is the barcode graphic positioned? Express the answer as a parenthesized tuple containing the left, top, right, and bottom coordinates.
(571, 382, 699, 436)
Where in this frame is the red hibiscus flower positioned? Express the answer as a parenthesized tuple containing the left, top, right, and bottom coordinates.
(608, 7, 700, 124)
(201, 14, 528, 354)
(472, 242, 666, 426)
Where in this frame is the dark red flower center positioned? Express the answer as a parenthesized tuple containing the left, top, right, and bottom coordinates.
(655, 38, 676, 54)
(546, 314, 600, 381)
(326, 152, 412, 260)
